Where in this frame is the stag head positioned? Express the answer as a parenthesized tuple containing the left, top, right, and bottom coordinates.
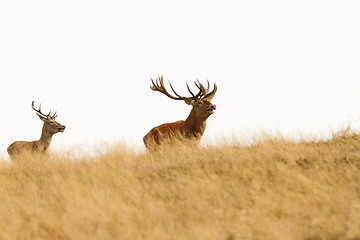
(32, 101, 66, 134)
(150, 75, 217, 119)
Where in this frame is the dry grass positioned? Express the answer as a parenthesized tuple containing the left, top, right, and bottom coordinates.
(0, 134, 360, 240)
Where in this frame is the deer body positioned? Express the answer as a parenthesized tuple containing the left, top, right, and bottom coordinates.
(144, 119, 206, 147)
(7, 101, 65, 159)
(143, 76, 217, 149)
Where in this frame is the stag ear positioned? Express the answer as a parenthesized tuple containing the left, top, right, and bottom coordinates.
(36, 113, 48, 121)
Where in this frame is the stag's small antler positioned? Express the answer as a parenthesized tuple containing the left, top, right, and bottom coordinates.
(32, 101, 58, 119)
(150, 75, 215, 102)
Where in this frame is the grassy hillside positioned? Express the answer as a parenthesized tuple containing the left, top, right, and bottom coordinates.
(0, 134, 360, 240)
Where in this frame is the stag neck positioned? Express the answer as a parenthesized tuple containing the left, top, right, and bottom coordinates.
(38, 124, 54, 150)
(184, 108, 207, 135)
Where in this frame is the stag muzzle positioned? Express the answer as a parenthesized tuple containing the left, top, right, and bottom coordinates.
(207, 104, 216, 114)
(58, 125, 66, 132)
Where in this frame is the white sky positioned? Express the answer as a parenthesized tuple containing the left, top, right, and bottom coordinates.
(1, 0, 360, 157)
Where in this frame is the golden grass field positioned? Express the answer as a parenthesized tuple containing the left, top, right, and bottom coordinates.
(1, 132, 360, 240)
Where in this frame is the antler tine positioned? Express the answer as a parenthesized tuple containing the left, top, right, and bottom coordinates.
(150, 76, 165, 93)
(198, 79, 211, 96)
(150, 76, 184, 100)
(203, 82, 217, 101)
(190, 79, 205, 99)
(52, 110, 58, 119)
(186, 83, 195, 98)
(156, 75, 164, 89)
(48, 109, 58, 119)
(205, 80, 210, 94)
(167, 78, 202, 101)
(31, 101, 38, 112)
(32, 101, 46, 117)
(193, 79, 205, 97)
(168, 81, 186, 99)
(150, 77, 157, 91)
(194, 79, 201, 90)
(169, 80, 202, 101)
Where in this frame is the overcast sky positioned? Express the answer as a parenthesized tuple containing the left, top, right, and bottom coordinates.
(1, 0, 360, 157)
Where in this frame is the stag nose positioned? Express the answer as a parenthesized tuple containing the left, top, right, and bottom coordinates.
(213, 104, 216, 110)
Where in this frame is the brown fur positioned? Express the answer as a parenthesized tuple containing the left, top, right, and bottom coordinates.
(143, 77, 217, 150)
(143, 99, 215, 149)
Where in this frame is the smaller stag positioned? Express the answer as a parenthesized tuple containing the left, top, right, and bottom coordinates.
(143, 76, 217, 149)
(7, 101, 66, 159)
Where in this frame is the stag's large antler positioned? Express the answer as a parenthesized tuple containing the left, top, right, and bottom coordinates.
(150, 75, 215, 102)
(31, 101, 58, 119)
(202, 81, 217, 101)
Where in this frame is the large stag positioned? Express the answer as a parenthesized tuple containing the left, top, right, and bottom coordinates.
(7, 101, 66, 159)
(143, 75, 217, 149)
